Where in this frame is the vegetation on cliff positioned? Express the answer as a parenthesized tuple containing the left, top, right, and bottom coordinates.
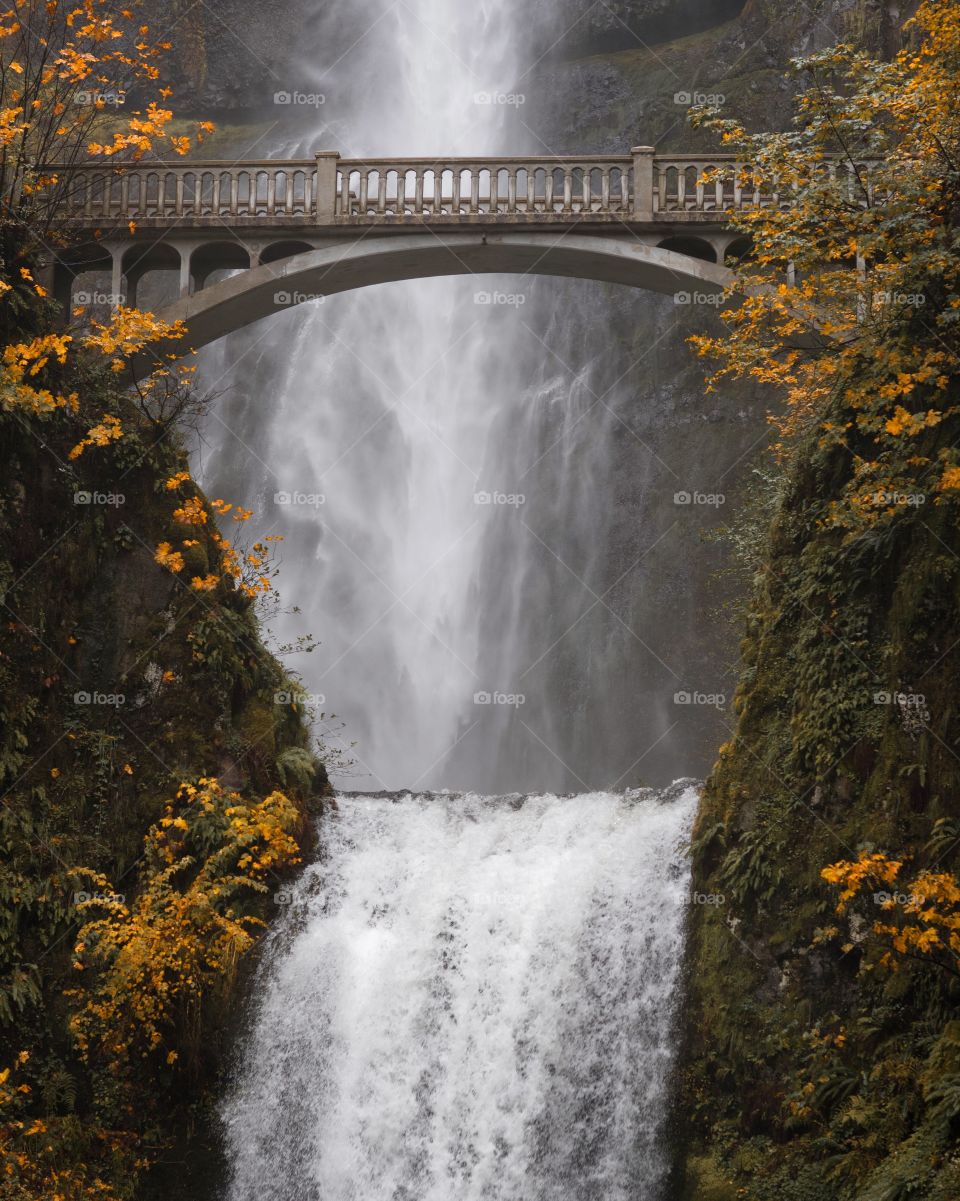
(0, 4, 328, 1197)
(681, 3, 960, 1198)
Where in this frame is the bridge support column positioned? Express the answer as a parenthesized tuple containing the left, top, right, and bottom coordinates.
(110, 251, 125, 311)
(315, 152, 340, 222)
(178, 247, 192, 300)
(632, 146, 655, 220)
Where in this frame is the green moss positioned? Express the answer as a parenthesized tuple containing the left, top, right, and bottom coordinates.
(677, 405, 960, 1195)
(0, 342, 330, 1198)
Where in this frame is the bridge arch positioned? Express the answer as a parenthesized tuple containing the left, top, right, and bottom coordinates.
(131, 231, 733, 377)
(189, 241, 251, 291)
(656, 235, 718, 264)
(260, 240, 316, 266)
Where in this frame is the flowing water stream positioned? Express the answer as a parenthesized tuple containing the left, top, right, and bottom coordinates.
(203, 0, 716, 1194)
(222, 784, 698, 1200)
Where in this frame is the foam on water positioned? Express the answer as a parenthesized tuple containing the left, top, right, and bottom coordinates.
(222, 782, 697, 1201)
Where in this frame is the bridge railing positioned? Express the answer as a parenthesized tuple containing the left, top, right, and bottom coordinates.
(53, 159, 320, 222)
(43, 152, 882, 225)
(334, 157, 634, 217)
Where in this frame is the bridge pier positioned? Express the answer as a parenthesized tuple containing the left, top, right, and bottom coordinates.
(631, 147, 655, 220)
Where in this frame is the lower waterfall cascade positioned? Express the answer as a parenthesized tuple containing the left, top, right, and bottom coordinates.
(221, 782, 699, 1200)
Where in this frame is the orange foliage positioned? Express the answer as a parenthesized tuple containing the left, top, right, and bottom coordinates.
(690, 0, 960, 534)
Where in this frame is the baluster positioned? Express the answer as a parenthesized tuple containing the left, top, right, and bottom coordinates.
(228, 173, 238, 216)
(285, 172, 294, 214)
(507, 168, 517, 214)
(340, 172, 350, 216)
(415, 169, 424, 214)
(267, 171, 277, 215)
(676, 168, 686, 210)
(120, 174, 130, 218)
(453, 168, 462, 212)
(563, 169, 572, 213)
(470, 169, 480, 214)
(695, 170, 705, 211)
(433, 169, 442, 215)
(601, 167, 610, 212)
(378, 170, 387, 215)
(545, 169, 555, 212)
(158, 173, 168, 216)
(490, 168, 499, 213)
(527, 169, 536, 214)
(359, 170, 369, 213)
(581, 169, 590, 212)
(715, 173, 724, 212)
(733, 164, 742, 210)
(195, 173, 204, 215)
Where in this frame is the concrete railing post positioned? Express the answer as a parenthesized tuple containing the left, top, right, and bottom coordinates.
(315, 151, 340, 222)
(631, 146, 655, 219)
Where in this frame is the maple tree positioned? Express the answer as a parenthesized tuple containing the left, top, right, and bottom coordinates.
(0, 0, 213, 260)
(822, 851, 960, 979)
(691, 0, 960, 534)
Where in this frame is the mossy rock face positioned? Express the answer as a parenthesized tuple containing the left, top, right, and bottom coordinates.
(676, 411, 960, 1192)
(0, 369, 330, 1201)
(681, 1154, 740, 1201)
(235, 695, 279, 757)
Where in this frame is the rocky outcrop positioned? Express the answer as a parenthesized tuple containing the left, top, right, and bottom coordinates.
(527, 0, 916, 152)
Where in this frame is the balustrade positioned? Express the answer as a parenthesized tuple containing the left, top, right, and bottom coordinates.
(44, 152, 880, 227)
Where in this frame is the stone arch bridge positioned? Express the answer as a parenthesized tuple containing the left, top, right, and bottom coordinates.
(47, 147, 872, 365)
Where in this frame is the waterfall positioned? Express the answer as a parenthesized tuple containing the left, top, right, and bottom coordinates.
(202, 0, 730, 1191)
(196, 0, 746, 794)
(222, 782, 698, 1201)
